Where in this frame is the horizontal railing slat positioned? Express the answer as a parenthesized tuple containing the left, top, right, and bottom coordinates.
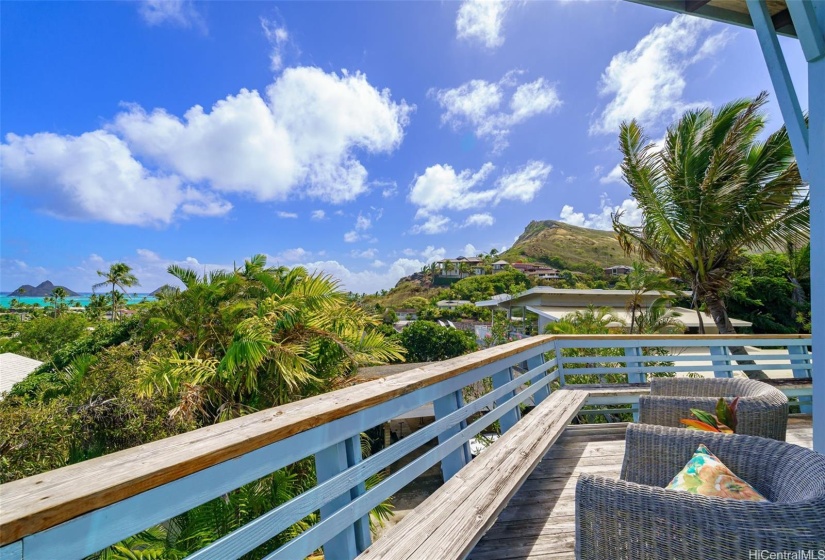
(0, 333, 811, 560)
(0, 335, 556, 546)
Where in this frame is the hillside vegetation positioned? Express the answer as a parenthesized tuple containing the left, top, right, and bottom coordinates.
(501, 220, 633, 275)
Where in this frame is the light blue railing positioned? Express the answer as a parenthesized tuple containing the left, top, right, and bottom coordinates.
(0, 335, 812, 560)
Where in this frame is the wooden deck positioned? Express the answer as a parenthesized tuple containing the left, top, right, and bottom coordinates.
(468, 416, 814, 560)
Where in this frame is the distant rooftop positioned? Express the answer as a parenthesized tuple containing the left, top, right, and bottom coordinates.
(0, 353, 43, 395)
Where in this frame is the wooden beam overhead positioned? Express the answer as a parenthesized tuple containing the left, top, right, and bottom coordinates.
(685, 0, 711, 13)
(772, 8, 794, 31)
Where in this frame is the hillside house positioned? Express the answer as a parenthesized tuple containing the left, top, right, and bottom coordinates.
(604, 264, 633, 276)
(476, 287, 751, 334)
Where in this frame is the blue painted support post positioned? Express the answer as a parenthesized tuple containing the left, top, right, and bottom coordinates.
(492, 367, 521, 434)
(344, 436, 371, 552)
(315, 436, 364, 560)
(554, 338, 566, 386)
(805, 0, 825, 453)
(0, 541, 22, 560)
(747, 0, 810, 178)
(709, 346, 732, 378)
(789, 344, 813, 414)
(527, 353, 551, 405)
(624, 345, 644, 384)
(433, 390, 471, 481)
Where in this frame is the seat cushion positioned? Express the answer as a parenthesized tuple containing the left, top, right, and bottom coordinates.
(666, 443, 767, 502)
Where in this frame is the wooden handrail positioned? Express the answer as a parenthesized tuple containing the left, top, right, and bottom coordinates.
(0, 333, 811, 546)
(0, 335, 552, 545)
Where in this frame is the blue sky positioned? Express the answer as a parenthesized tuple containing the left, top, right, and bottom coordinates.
(0, 0, 810, 293)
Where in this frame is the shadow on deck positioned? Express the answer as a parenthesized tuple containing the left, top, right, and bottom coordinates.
(468, 416, 814, 560)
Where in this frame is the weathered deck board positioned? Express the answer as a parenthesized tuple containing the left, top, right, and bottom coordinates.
(468, 416, 814, 560)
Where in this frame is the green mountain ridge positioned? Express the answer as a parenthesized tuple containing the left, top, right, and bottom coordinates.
(500, 220, 633, 274)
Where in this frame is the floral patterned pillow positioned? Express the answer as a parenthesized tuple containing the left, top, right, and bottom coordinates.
(666, 444, 768, 501)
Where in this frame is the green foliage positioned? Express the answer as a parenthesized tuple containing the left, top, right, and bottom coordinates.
(614, 93, 809, 335)
(7, 314, 90, 361)
(9, 318, 140, 399)
(725, 252, 809, 333)
(398, 321, 477, 362)
(450, 270, 531, 301)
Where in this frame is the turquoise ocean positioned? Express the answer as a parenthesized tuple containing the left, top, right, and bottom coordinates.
(0, 294, 156, 309)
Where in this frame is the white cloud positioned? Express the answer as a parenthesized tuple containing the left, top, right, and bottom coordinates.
(311, 209, 326, 220)
(591, 15, 730, 135)
(463, 243, 478, 257)
(0, 131, 230, 225)
(298, 258, 428, 294)
(351, 248, 379, 259)
(565, 175, 576, 184)
(272, 248, 312, 262)
(411, 214, 452, 235)
(456, 0, 508, 49)
(276, 210, 298, 218)
(138, 0, 205, 32)
(409, 160, 550, 221)
(371, 260, 386, 268)
(463, 213, 495, 228)
(377, 180, 398, 198)
(3, 67, 411, 227)
(420, 246, 447, 263)
(344, 230, 360, 243)
(495, 160, 551, 202)
(599, 164, 624, 185)
(260, 14, 291, 72)
(559, 195, 642, 230)
(113, 68, 413, 205)
(355, 213, 371, 230)
(136, 248, 162, 261)
(431, 72, 561, 150)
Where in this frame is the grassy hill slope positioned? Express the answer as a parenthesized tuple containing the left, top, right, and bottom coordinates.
(500, 220, 632, 274)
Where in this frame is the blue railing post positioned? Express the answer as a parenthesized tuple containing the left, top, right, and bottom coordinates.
(315, 435, 365, 560)
(344, 436, 371, 552)
(709, 345, 733, 377)
(527, 353, 551, 405)
(492, 367, 521, 433)
(554, 338, 566, 386)
(433, 390, 471, 481)
(624, 345, 644, 384)
(789, 344, 813, 413)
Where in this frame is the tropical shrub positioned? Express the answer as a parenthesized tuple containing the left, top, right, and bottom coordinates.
(398, 321, 477, 362)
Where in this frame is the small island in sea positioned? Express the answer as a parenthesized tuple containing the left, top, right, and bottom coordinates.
(9, 281, 79, 297)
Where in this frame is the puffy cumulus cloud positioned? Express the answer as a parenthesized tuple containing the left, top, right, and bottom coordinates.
(355, 213, 371, 231)
(138, 0, 206, 32)
(559, 195, 642, 230)
(311, 209, 326, 220)
(0, 130, 230, 226)
(343, 231, 361, 243)
(420, 245, 447, 263)
(411, 214, 452, 235)
(260, 13, 291, 72)
(114, 67, 413, 204)
(431, 72, 561, 150)
(276, 211, 298, 218)
(496, 160, 552, 202)
(271, 248, 312, 263)
(2, 67, 412, 227)
(456, 0, 508, 49)
(409, 161, 551, 229)
(463, 213, 495, 228)
(463, 243, 478, 257)
(351, 248, 378, 259)
(591, 15, 730, 135)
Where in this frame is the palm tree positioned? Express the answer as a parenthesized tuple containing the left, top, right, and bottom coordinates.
(50, 287, 68, 317)
(94, 263, 139, 321)
(458, 262, 471, 278)
(634, 298, 686, 334)
(623, 262, 674, 334)
(786, 241, 810, 305)
(613, 93, 808, 377)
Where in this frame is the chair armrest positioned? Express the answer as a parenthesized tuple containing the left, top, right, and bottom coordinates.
(638, 395, 720, 430)
(575, 474, 825, 560)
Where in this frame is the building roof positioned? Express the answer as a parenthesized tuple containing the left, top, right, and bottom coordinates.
(436, 299, 472, 307)
(526, 305, 751, 329)
(0, 353, 43, 394)
(492, 260, 509, 265)
(625, 0, 797, 38)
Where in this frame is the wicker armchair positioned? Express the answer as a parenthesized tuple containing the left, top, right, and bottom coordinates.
(576, 424, 825, 559)
(639, 377, 788, 440)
